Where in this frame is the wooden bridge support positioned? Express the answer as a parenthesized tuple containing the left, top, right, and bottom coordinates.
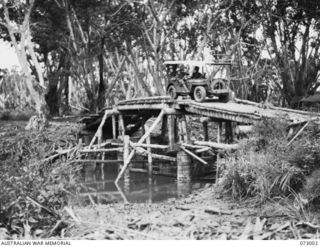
(200, 117, 210, 141)
(143, 125, 153, 177)
(181, 115, 190, 143)
(225, 121, 233, 144)
(177, 150, 192, 181)
(217, 121, 222, 143)
(112, 115, 117, 139)
(177, 180, 192, 197)
(115, 109, 166, 183)
(167, 115, 176, 151)
(118, 114, 125, 140)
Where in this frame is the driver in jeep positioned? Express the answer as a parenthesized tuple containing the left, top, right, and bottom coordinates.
(191, 66, 203, 79)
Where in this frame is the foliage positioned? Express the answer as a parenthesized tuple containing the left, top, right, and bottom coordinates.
(0, 69, 33, 110)
(218, 119, 320, 204)
(0, 122, 81, 238)
(1, 0, 320, 113)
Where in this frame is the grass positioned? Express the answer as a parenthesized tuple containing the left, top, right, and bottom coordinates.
(218, 119, 320, 209)
(0, 121, 82, 239)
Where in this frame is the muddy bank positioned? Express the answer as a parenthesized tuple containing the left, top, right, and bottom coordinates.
(66, 185, 320, 240)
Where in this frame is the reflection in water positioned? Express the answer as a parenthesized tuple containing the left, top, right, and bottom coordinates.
(78, 162, 209, 204)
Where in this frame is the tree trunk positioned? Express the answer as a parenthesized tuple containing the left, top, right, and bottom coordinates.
(97, 37, 106, 110)
(45, 74, 60, 116)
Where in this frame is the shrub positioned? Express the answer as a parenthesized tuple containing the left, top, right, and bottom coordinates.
(0, 122, 81, 238)
(218, 118, 320, 203)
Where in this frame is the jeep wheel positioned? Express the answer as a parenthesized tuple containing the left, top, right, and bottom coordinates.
(193, 86, 206, 102)
(167, 85, 178, 99)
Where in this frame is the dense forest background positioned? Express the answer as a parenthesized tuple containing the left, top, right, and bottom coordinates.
(0, 0, 320, 116)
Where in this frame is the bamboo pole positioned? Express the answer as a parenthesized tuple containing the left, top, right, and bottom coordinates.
(180, 146, 208, 165)
(115, 109, 166, 183)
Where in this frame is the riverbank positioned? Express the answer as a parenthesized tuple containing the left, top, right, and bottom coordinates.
(66, 184, 320, 240)
(1, 120, 320, 240)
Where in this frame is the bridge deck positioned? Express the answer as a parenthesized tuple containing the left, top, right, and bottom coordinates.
(114, 96, 320, 124)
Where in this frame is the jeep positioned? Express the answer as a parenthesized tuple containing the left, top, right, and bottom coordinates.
(164, 59, 232, 102)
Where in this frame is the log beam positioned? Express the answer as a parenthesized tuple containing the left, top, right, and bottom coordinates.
(194, 141, 239, 151)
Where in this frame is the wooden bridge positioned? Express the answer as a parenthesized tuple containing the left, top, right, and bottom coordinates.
(79, 96, 320, 184)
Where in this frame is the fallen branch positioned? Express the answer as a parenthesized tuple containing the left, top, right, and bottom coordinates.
(295, 221, 320, 229)
(26, 196, 60, 219)
(175, 206, 231, 215)
(286, 121, 310, 147)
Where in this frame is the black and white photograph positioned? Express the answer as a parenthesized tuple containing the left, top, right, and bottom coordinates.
(0, 0, 320, 244)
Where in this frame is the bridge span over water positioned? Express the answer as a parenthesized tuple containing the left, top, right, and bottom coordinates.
(80, 96, 320, 183)
(115, 96, 319, 124)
